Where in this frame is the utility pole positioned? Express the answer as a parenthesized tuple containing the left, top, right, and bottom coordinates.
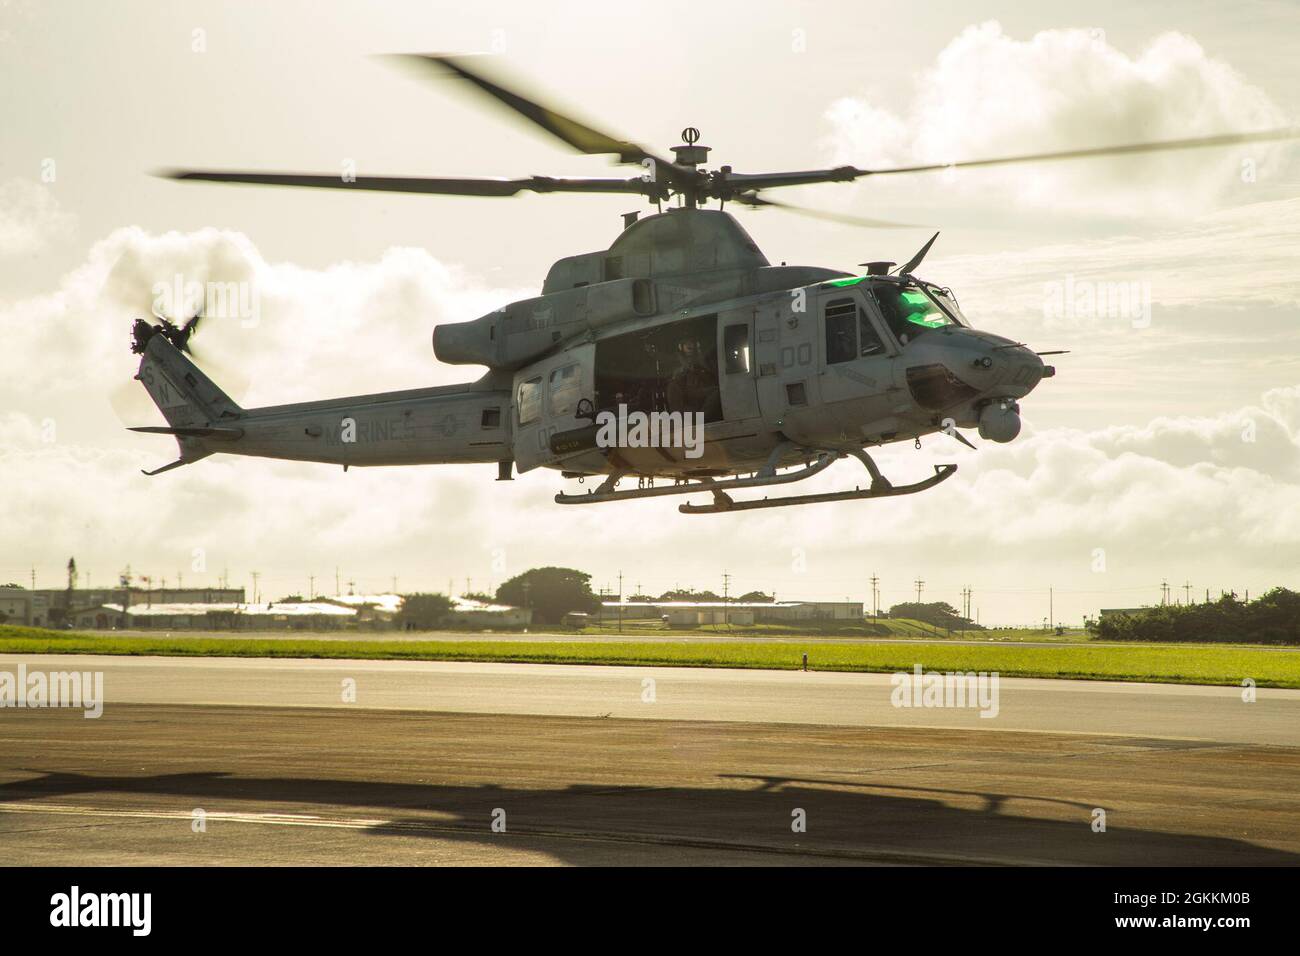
(308, 575, 315, 600)
(119, 565, 132, 626)
(1183, 580, 1192, 605)
(869, 573, 880, 620)
(914, 578, 924, 604)
(1049, 587, 1053, 632)
(251, 571, 260, 605)
(722, 571, 731, 628)
(335, 567, 340, 597)
(1160, 579, 1169, 605)
(617, 570, 624, 633)
(391, 575, 398, 594)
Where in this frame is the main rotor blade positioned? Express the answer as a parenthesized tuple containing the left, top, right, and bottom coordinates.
(383, 54, 681, 174)
(722, 167, 863, 192)
(724, 128, 1299, 192)
(160, 170, 649, 197)
(732, 191, 918, 228)
(857, 127, 1300, 177)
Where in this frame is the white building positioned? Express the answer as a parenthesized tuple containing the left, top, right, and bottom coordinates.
(598, 600, 863, 627)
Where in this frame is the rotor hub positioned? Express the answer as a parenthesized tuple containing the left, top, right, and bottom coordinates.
(670, 127, 710, 168)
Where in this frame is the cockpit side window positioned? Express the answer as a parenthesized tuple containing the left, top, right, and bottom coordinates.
(824, 298, 858, 365)
(825, 296, 886, 363)
(859, 308, 885, 356)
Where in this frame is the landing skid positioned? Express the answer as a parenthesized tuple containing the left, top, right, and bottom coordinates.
(553, 442, 957, 513)
(679, 463, 956, 513)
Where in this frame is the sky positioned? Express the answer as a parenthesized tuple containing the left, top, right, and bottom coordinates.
(3, 0, 1300, 624)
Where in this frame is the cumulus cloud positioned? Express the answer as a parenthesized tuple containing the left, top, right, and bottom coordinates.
(926, 196, 1300, 337)
(2, 226, 534, 432)
(0, 178, 75, 256)
(824, 22, 1290, 216)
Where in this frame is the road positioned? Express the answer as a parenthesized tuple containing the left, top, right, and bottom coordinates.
(1, 655, 1297, 865)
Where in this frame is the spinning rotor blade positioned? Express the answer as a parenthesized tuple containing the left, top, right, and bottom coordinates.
(383, 53, 696, 192)
(722, 127, 1300, 193)
(161, 170, 648, 197)
(384, 54, 667, 166)
(854, 127, 1300, 177)
(732, 191, 918, 229)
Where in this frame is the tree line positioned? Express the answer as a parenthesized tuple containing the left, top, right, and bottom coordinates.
(1092, 588, 1300, 644)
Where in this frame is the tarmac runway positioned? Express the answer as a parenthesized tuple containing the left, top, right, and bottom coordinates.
(2, 655, 1298, 865)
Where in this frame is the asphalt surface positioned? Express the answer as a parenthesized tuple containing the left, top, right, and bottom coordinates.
(2, 655, 1298, 865)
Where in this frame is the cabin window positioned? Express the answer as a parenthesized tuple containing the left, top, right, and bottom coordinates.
(516, 377, 542, 425)
(548, 364, 582, 418)
(481, 407, 501, 429)
(723, 324, 750, 374)
(632, 278, 654, 315)
(786, 382, 808, 406)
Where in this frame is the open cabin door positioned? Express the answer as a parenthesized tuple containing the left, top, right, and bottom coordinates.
(511, 344, 596, 473)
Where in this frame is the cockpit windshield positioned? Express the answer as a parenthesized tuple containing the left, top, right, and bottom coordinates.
(871, 282, 962, 346)
(928, 286, 970, 327)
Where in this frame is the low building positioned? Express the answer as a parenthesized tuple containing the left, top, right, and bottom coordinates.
(99, 601, 358, 630)
(0, 588, 32, 626)
(598, 600, 863, 627)
(0, 586, 246, 627)
(663, 606, 756, 627)
(318, 593, 404, 624)
(443, 595, 532, 629)
(1098, 607, 1151, 618)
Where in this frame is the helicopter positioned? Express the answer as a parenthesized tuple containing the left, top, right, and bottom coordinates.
(133, 54, 1297, 513)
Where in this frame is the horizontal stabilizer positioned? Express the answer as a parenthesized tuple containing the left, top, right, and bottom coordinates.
(129, 425, 244, 441)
